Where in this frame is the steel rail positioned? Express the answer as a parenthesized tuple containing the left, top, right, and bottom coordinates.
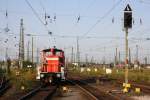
(19, 85, 57, 100)
(43, 86, 57, 100)
(67, 80, 99, 100)
(19, 86, 42, 100)
(0, 79, 11, 96)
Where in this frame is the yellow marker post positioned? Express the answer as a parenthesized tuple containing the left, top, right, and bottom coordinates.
(123, 83, 126, 87)
(135, 88, 140, 93)
(126, 83, 131, 88)
(122, 83, 131, 93)
(123, 87, 128, 93)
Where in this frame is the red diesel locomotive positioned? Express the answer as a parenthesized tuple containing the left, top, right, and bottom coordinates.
(39, 47, 66, 84)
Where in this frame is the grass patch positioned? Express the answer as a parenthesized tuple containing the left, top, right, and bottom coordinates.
(8, 68, 37, 92)
(69, 67, 150, 84)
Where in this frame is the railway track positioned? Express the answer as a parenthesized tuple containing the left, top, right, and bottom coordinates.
(0, 79, 11, 96)
(117, 81, 150, 93)
(19, 85, 57, 100)
(18, 77, 150, 100)
(65, 80, 98, 100)
(81, 76, 150, 94)
(93, 76, 150, 92)
(94, 77, 150, 96)
(67, 79, 125, 100)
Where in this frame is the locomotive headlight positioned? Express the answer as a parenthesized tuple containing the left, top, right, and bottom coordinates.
(40, 74, 44, 78)
(56, 74, 61, 77)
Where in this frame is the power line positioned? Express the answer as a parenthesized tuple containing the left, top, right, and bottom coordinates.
(11, 33, 150, 40)
(68, 0, 97, 35)
(77, 0, 97, 22)
(25, 0, 50, 32)
(38, 0, 46, 12)
(29, 34, 125, 39)
(81, 0, 123, 38)
(0, 9, 110, 19)
(25, 0, 56, 46)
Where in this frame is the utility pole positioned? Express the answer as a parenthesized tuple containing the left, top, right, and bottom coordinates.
(66, 57, 69, 69)
(119, 51, 121, 64)
(85, 54, 88, 64)
(103, 47, 106, 65)
(91, 56, 93, 64)
(5, 48, 11, 74)
(73, 53, 76, 63)
(125, 27, 129, 83)
(5, 47, 8, 71)
(124, 4, 132, 84)
(32, 36, 34, 65)
(144, 57, 147, 66)
(136, 45, 138, 62)
(129, 48, 131, 65)
(36, 48, 39, 64)
(115, 47, 118, 66)
(5, 48, 8, 61)
(76, 36, 80, 67)
(71, 47, 73, 64)
(27, 41, 30, 61)
(19, 18, 24, 69)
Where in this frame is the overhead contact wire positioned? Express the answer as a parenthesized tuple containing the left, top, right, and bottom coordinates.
(25, 0, 50, 32)
(81, 0, 123, 38)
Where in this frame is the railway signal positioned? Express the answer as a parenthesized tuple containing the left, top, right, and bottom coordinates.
(123, 4, 132, 90)
(124, 4, 132, 28)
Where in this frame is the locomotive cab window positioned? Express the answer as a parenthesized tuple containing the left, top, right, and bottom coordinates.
(45, 52, 52, 56)
(55, 52, 61, 56)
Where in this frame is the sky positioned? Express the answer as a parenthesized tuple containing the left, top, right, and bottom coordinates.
(0, 0, 150, 64)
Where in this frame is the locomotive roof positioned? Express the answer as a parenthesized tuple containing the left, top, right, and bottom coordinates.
(42, 48, 63, 52)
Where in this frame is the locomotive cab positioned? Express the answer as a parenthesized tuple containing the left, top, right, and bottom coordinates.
(40, 47, 65, 84)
